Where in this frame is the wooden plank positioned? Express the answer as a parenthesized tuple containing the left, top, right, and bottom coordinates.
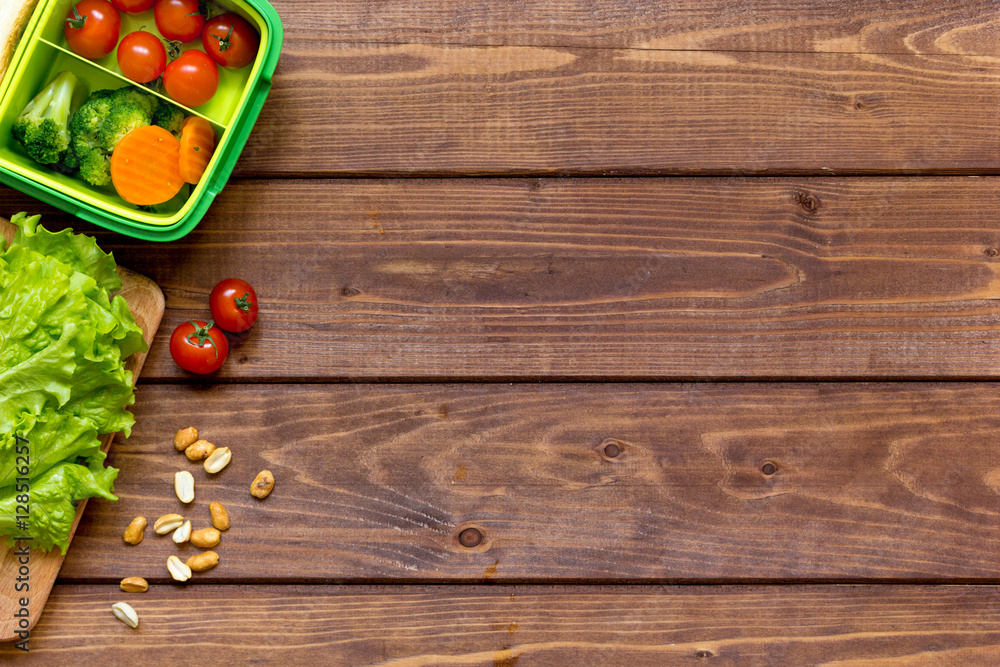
(0, 220, 165, 641)
(55, 383, 1000, 583)
(271, 0, 1000, 55)
(3, 584, 1000, 663)
(232, 36, 1000, 175)
(6, 177, 1000, 381)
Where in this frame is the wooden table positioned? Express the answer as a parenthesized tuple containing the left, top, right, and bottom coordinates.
(4, 1, 1000, 663)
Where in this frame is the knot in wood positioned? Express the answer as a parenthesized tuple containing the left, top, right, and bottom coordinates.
(695, 649, 714, 658)
(458, 527, 483, 548)
(761, 462, 777, 475)
(794, 192, 820, 215)
(599, 438, 627, 460)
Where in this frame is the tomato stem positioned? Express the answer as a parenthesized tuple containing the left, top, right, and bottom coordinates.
(234, 292, 253, 313)
(185, 320, 220, 358)
(65, 7, 87, 30)
(208, 24, 235, 52)
(164, 39, 183, 61)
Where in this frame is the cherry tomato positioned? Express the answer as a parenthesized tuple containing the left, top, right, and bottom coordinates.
(210, 279, 259, 332)
(202, 14, 259, 69)
(64, 0, 121, 60)
(162, 49, 219, 107)
(154, 0, 205, 43)
(117, 31, 167, 83)
(169, 320, 229, 374)
(110, 0, 154, 12)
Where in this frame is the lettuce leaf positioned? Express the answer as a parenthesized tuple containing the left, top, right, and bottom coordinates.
(0, 213, 145, 552)
(0, 411, 103, 488)
(0, 462, 118, 554)
(10, 212, 121, 293)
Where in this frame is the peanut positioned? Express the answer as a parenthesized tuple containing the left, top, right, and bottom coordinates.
(209, 502, 230, 531)
(203, 447, 232, 474)
(112, 601, 139, 628)
(167, 555, 192, 582)
(172, 520, 192, 544)
(250, 469, 274, 499)
(154, 513, 184, 535)
(184, 439, 216, 461)
(122, 516, 146, 545)
(175, 470, 195, 503)
(190, 527, 221, 548)
(186, 550, 219, 572)
(119, 577, 148, 593)
(174, 426, 198, 451)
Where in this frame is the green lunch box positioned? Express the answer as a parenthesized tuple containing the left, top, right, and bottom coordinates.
(0, 0, 282, 241)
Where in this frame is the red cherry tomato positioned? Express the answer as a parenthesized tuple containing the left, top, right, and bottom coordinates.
(154, 0, 205, 43)
(64, 0, 121, 60)
(110, 0, 154, 12)
(117, 31, 167, 83)
(162, 49, 219, 107)
(169, 320, 229, 374)
(202, 14, 259, 69)
(210, 279, 259, 333)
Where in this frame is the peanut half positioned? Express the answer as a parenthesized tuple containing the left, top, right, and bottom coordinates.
(174, 426, 198, 451)
(120, 577, 148, 593)
(175, 470, 195, 503)
(167, 555, 192, 582)
(112, 602, 139, 628)
(184, 439, 216, 461)
(209, 502, 230, 531)
(250, 470, 275, 499)
(154, 513, 185, 535)
(172, 520, 192, 544)
(122, 516, 147, 545)
(203, 447, 232, 474)
(186, 550, 220, 572)
(190, 527, 221, 548)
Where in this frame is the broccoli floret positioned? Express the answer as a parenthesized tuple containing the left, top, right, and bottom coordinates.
(153, 104, 185, 138)
(11, 71, 88, 165)
(69, 86, 158, 187)
(98, 105, 150, 149)
(113, 86, 159, 119)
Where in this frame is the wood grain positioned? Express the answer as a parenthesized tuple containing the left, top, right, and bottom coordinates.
(271, 0, 1000, 55)
(6, 177, 1000, 381)
(0, 220, 165, 642)
(232, 30, 1000, 175)
(52, 383, 1000, 583)
(3, 584, 1000, 664)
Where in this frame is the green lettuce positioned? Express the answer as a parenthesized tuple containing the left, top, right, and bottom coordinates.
(0, 463, 118, 553)
(0, 212, 145, 553)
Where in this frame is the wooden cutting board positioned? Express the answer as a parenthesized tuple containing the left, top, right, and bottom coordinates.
(0, 218, 164, 642)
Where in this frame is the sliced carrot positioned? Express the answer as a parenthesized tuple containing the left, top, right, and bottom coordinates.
(178, 116, 217, 185)
(110, 125, 183, 206)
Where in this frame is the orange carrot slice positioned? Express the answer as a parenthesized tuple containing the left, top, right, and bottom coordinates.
(178, 116, 217, 185)
(110, 125, 183, 206)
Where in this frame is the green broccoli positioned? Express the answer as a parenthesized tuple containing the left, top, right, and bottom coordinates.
(153, 104, 185, 138)
(69, 86, 160, 187)
(11, 71, 88, 166)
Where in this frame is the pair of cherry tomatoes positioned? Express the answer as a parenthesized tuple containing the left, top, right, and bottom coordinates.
(159, 10, 259, 105)
(153, 0, 259, 67)
(169, 279, 259, 374)
(154, 2, 260, 107)
(62, 1, 165, 82)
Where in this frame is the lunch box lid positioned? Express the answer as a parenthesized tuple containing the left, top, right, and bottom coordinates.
(0, 0, 283, 241)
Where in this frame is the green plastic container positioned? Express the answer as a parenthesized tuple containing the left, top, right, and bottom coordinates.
(0, 0, 282, 241)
